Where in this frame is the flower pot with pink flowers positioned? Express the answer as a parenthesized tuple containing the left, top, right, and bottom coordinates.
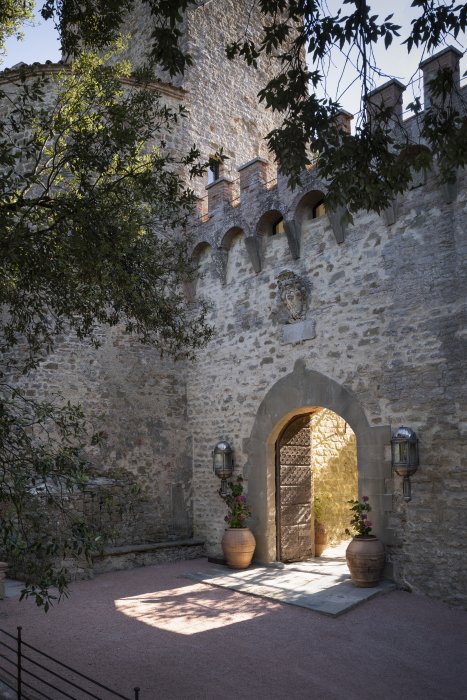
(219, 476, 256, 569)
(345, 496, 385, 587)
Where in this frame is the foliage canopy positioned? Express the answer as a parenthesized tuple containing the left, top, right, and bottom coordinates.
(1, 48, 210, 365)
(8, 2, 466, 214)
(0, 27, 210, 606)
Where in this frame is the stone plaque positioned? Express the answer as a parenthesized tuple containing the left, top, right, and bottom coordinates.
(281, 319, 316, 345)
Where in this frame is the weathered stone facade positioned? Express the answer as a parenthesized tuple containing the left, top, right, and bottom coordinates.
(2, 3, 466, 606)
(188, 145, 466, 606)
(123, 0, 280, 200)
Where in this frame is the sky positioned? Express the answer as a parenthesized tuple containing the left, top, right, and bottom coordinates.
(1, 6, 61, 67)
(1, 1, 465, 120)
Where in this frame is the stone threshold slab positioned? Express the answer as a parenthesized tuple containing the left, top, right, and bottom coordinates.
(186, 565, 396, 617)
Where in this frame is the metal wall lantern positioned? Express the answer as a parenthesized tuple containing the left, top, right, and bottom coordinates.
(212, 440, 234, 496)
(391, 426, 419, 502)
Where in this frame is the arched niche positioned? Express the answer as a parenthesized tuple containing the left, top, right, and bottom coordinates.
(291, 188, 348, 244)
(220, 226, 244, 251)
(220, 227, 253, 285)
(256, 208, 285, 238)
(255, 208, 299, 262)
(191, 241, 214, 296)
(191, 240, 213, 266)
(244, 359, 391, 563)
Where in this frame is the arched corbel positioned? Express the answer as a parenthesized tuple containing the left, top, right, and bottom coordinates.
(283, 219, 300, 259)
(244, 235, 262, 273)
(442, 179, 458, 204)
(213, 247, 228, 285)
(182, 280, 196, 302)
(383, 197, 399, 226)
(327, 206, 348, 244)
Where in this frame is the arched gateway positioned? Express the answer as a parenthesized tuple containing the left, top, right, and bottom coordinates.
(244, 360, 391, 563)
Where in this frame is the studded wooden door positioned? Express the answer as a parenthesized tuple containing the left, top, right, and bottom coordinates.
(276, 414, 313, 562)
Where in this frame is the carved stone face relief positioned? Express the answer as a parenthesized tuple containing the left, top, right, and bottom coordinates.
(276, 270, 307, 322)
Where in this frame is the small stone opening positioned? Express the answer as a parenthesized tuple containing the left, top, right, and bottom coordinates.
(272, 217, 285, 236)
(207, 158, 220, 184)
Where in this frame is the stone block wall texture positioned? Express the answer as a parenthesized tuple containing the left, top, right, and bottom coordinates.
(0, 68, 194, 548)
(123, 0, 281, 199)
(188, 163, 466, 608)
(6, 326, 193, 545)
(310, 410, 358, 545)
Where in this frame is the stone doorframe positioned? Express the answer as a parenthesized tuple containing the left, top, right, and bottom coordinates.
(244, 359, 392, 563)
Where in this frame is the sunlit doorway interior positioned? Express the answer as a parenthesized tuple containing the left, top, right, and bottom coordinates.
(275, 408, 358, 563)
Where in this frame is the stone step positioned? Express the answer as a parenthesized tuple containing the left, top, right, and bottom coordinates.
(92, 538, 205, 575)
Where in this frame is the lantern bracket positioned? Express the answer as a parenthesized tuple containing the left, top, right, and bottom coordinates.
(391, 426, 419, 502)
(212, 440, 234, 495)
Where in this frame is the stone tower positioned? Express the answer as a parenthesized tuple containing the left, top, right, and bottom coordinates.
(124, 0, 281, 195)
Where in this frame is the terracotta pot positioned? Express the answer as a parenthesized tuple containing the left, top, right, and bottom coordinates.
(346, 536, 385, 587)
(314, 520, 328, 557)
(221, 527, 256, 569)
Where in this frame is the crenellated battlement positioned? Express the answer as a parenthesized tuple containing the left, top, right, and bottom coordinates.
(189, 46, 465, 283)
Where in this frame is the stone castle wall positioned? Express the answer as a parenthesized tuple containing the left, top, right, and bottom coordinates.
(0, 65, 196, 546)
(1, 5, 466, 606)
(187, 151, 466, 607)
(0, 0, 282, 549)
(182, 0, 281, 197)
(184, 46, 466, 607)
(6, 326, 193, 545)
(123, 0, 281, 200)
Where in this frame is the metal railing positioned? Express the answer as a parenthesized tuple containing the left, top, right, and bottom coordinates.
(0, 627, 140, 700)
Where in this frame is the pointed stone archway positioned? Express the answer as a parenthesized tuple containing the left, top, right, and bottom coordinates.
(244, 360, 391, 564)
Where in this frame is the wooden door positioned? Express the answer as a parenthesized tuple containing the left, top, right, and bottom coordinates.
(276, 414, 313, 562)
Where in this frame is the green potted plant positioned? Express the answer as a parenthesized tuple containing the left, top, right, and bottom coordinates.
(219, 476, 256, 569)
(345, 496, 385, 587)
(313, 496, 328, 557)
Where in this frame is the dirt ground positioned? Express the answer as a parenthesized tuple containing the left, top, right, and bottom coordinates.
(0, 558, 466, 699)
